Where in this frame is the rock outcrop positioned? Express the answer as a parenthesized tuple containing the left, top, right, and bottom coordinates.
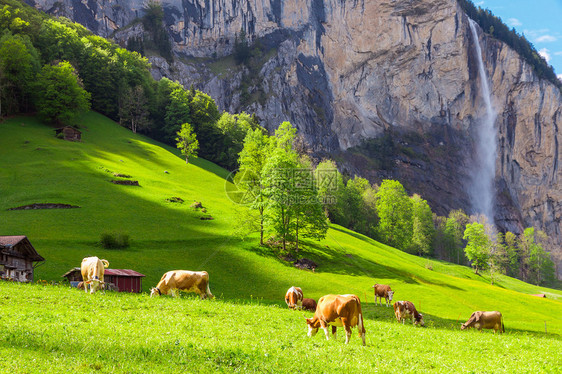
(27, 0, 561, 276)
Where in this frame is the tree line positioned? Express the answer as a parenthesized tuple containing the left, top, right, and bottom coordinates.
(235, 130, 556, 286)
(0, 0, 259, 171)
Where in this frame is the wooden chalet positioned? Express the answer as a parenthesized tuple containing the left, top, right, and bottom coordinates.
(54, 126, 82, 141)
(0, 236, 45, 282)
(62, 267, 145, 293)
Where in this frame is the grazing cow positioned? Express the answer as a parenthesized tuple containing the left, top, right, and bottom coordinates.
(372, 284, 394, 307)
(393, 300, 425, 326)
(285, 286, 303, 309)
(150, 270, 213, 299)
(302, 298, 317, 312)
(80, 256, 109, 294)
(461, 311, 504, 334)
(305, 294, 366, 345)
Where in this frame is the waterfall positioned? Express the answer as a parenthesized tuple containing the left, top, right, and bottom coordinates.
(468, 19, 497, 223)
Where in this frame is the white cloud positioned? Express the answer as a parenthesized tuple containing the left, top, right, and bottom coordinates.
(475, 1, 484, 6)
(538, 48, 551, 63)
(507, 18, 522, 27)
(535, 35, 557, 43)
(524, 29, 562, 44)
(554, 51, 562, 56)
(558, 74, 562, 82)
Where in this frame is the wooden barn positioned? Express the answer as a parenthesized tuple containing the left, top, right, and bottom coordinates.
(62, 267, 145, 293)
(0, 236, 45, 282)
(55, 126, 82, 141)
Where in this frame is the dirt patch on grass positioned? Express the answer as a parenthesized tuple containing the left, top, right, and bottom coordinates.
(8, 203, 80, 210)
(111, 180, 139, 186)
(294, 258, 318, 272)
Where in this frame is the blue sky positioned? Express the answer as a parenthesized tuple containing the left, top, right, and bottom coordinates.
(474, 0, 562, 81)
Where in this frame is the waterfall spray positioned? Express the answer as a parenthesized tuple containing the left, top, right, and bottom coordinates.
(468, 19, 497, 223)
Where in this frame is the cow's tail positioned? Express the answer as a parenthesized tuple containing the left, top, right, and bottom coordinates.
(358, 312, 365, 335)
(358, 311, 366, 346)
(206, 282, 214, 299)
(101, 259, 109, 268)
(501, 314, 505, 333)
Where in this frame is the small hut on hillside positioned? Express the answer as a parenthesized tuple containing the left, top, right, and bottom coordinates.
(54, 126, 82, 141)
(0, 236, 45, 282)
(62, 267, 145, 293)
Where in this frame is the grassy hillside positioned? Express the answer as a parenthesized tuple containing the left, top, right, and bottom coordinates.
(1, 112, 561, 340)
(0, 283, 560, 373)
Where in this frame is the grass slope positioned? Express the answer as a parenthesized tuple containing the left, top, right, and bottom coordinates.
(0, 112, 561, 340)
(1, 283, 561, 373)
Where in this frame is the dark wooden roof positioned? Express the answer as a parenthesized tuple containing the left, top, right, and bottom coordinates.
(105, 269, 145, 277)
(61, 267, 81, 278)
(0, 235, 45, 261)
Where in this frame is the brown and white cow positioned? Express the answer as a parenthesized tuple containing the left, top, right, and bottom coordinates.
(393, 300, 425, 326)
(285, 286, 303, 309)
(305, 294, 366, 345)
(80, 256, 109, 294)
(461, 311, 504, 334)
(372, 284, 394, 307)
(302, 298, 317, 312)
(150, 270, 213, 299)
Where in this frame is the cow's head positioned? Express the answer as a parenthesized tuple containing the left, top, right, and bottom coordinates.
(150, 287, 161, 297)
(387, 290, 394, 301)
(85, 279, 102, 294)
(285, 290, 300, 309)
(305, 317, 320, 337)
(461, 311, 480, 330)
(415, 314, 425, 327)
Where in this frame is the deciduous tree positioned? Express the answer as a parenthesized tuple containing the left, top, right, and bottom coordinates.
(410, 194, 435, 257)
(175, 123, 199, 164)
(463, 222, 490, 274)
(375, 179, 413, 251)
(35, 61, 90, 124)
(119, 85, 150, 133)
(236, 128, 272, 244)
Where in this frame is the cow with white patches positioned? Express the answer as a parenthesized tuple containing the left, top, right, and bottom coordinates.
(393, 300, 425, 326)
(150, 270, 213, 299)
(285, 286, 303, 309)
(372, 283, 394, 307)
(305, 294, 366, 345)
(80, 256, 109, 294)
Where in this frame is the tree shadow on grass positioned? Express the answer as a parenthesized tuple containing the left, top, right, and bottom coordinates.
(286, 241, 464, 291)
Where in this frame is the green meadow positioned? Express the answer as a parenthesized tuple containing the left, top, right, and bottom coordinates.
(1, 112, 561, 372)
(0, 283, 560, 373)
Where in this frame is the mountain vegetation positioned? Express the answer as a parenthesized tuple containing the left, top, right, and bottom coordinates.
(459, 0, 562, 90)
(0, 0, 259, 171)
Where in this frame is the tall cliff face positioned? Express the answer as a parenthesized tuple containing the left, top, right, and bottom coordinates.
(28, 0, 561, 273)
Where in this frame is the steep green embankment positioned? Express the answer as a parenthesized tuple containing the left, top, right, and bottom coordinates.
(0, 112, 561, 337)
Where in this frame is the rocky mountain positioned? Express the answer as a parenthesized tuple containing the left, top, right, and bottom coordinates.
(26, 0, 561, 276)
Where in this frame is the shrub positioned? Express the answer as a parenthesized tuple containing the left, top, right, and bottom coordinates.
(100, 231, 129, 249)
